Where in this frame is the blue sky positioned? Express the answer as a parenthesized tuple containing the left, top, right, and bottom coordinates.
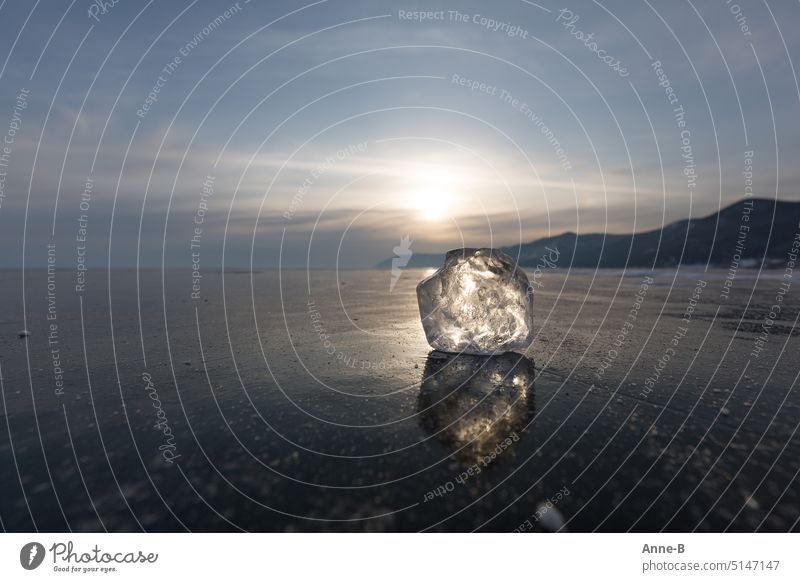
(0, 0, 798, 267)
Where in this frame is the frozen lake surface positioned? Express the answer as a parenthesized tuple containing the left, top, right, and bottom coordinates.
(0, 268, 798, 531)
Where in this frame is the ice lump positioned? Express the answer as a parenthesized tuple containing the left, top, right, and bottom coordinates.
(416, 248, 534, 355)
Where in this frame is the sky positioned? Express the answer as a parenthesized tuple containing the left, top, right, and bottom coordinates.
(0, 0, 798, 268)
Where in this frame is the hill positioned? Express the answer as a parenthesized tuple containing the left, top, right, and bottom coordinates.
(376, 198, 800, 269)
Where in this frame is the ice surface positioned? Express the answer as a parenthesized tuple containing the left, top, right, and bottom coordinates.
(416, 248, 534, 355)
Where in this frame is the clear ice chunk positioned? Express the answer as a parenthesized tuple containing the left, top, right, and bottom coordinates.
(416, 248, 534, 355)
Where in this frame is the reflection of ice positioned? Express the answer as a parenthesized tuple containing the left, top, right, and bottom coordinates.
(417, 352, 535, 463)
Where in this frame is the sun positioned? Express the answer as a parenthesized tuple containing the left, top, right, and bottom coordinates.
(414, 188, 453, 221)
(406, 166, 462, 221)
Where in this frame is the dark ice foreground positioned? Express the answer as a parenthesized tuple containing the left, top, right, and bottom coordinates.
(0, 268, 798, 532)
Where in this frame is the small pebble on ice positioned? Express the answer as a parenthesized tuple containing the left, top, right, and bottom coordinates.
(535, 503, 566, 532)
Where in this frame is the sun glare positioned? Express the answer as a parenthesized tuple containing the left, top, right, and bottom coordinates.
(406, 165, 469, 222)
(415, 189, 453, 221)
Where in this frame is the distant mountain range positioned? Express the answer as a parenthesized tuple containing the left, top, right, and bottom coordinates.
(376, 198, 800, 269)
